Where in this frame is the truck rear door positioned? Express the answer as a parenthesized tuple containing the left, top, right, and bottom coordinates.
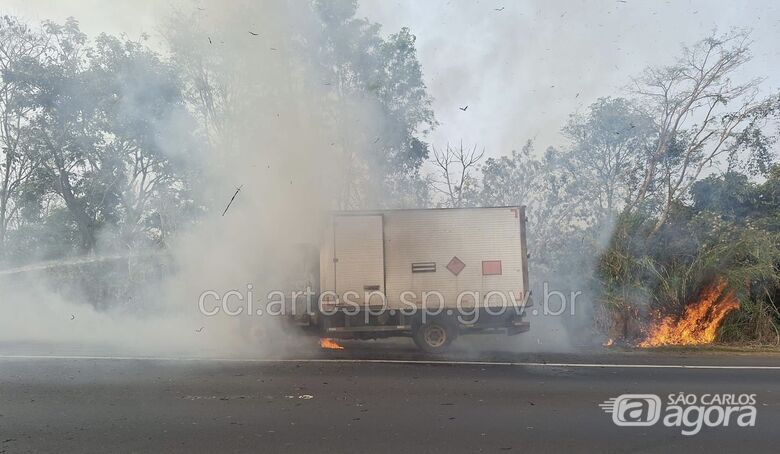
(333, 215, 385, 306)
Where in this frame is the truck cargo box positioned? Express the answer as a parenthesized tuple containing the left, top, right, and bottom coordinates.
(319, 206, 530, 310)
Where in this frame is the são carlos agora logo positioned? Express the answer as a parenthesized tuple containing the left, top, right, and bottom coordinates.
(600, 393, 757, 436)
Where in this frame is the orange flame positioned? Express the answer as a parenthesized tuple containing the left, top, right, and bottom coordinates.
(319, 338, 344, 350)
(603, 338, 614, 347)
(638, 279, 739, 348)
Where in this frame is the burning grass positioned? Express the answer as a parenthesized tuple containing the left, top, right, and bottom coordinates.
(638, 279, 740, 347)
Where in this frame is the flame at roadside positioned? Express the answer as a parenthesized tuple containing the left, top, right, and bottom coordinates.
(319, 338, 344, 350)
(638, 279, 739, 348)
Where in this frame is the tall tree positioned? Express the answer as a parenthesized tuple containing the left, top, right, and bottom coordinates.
(477, 142, 597, 273)
(0, 16, 47, 258)
(22, 18, 97, 251)
(562, 97, 655, 223)
(430, 141, 484, 208)
(17, 18, 189, 252)
(164, 1, 436, 210)
(629, 30, 777, 234)
(314, 0, 436, 208)
(88, 33, 194, 248)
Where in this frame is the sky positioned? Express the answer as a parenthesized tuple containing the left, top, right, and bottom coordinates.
(4, 0, 780, 159)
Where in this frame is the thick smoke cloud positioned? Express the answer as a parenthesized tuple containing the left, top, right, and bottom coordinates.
(0, 0, 386, 356)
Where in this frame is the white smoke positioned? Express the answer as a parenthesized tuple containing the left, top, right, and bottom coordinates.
(0, 0, 386, 357)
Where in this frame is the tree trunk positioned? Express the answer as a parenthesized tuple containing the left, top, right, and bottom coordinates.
(0, 214, 6, 260)
(648, 202, 672, 238)
(57, 167, 95, 252)
(0, 150, 11, 260)
(0, 187, 7, 258)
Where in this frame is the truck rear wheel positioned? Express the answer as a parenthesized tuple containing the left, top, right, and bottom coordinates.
(413, 319, 456, 353)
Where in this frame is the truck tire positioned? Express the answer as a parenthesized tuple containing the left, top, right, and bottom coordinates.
(412, 319, 457, 354)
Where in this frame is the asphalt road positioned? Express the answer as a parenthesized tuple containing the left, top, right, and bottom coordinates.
(1, 343, 779, 453)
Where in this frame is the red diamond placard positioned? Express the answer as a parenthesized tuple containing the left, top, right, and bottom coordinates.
(446, 256, 465, 276)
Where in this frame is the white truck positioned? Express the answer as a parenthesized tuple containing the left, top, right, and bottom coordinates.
(293, 206, 532, 352)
